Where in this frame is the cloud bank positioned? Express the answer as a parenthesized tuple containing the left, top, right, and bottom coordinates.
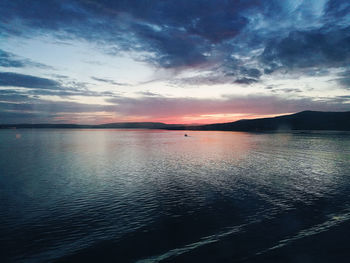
(0, 0, 349, 123)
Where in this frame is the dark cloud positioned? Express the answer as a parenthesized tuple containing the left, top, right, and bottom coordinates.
(0, 0, 260, 69)
(0, 86, 119, 122)
(0, 49, 24, 68)
(0, 72, 61, 89)
(324, 0, 350, 21)
(172, 65, 263, 86)
(261, 26, 350, 71)
(127, 22, 210, 68)
(0, 110, 55, 123)
(336, 77, 350, 89)
(337, 95, 350, 100)
(334, 69, 350, 89)
(0, 1, 87, 32)
(0, 49, 52, 69)
(234, 78, 258, 85)
(240, 68, 262, 79)
(2, 0, 349, 75)
(25, 88, 94, 98)
(0, 89, 32, 102)
(91, 77, 129, 86)
(0, 72, 119, 98)
(271, 88, 303, 94)
(188, 14, 247, 43)
(172, 74, 234, 86)
(0, 101, 111, 113)
(0, 100, 112, 124)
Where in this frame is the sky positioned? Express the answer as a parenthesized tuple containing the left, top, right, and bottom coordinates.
(0, 0, 349, 124)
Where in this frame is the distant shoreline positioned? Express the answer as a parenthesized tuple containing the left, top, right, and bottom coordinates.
(1, 111, 350, 132)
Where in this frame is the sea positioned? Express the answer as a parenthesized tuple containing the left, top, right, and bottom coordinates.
(1, 129, 350, 262)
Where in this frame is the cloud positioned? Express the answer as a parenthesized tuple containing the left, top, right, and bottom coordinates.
(261, 26, 350, 72)
(1, 90, 349, 124)
(1, 0, 350, 124)
(335, 77, 350, 89)
(0, 101, 112, 124)
(0, 89, 32, 102)
(0, 49, 24, 68)
(0, 49, 52, 69)
(171, 65, 263, 86)
(0, 92, 116, 123)
(0, 72, 119, 98)
(0, 100, 112, 113)
(0, 0, 260, 70)
(0, 72, 61, 89)
(234, 78, 258, 85)
(273, 88, 303, 93)
(334, 69, 350, 89)
(187, 12, 248, 43)
(91, 77, 129, 86)
(172, 74, 234, 86)
(137, 91, 158, 96)
(324, 0, 350, 23)
(107, 94, 350, 119)
(0, 110, 55, 123)
(2, 0, 349, 76)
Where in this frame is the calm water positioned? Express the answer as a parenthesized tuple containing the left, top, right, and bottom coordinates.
(1, 129, 350, 262)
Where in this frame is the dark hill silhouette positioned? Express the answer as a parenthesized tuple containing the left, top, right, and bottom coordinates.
(97, 122, 179, 129)
(0, 123, 91, 129)
(1, 111, 349, 131)
(187, 111, 350, 131)
(0, 122, 182, 129)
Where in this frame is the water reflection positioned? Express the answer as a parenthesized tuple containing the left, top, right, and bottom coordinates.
(0, 129, 349, 262)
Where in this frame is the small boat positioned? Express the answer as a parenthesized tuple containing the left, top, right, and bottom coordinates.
(184, 134, 188, 137)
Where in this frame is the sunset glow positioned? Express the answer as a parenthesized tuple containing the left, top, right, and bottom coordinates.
(1, 1, 349, 124)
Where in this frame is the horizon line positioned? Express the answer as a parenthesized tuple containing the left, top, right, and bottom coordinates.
(1, 110, 350, 127)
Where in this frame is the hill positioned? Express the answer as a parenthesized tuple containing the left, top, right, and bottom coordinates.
(1, 111, 349, 131)
(189, 111, 350, 131)
(0, 122, 182, 129)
